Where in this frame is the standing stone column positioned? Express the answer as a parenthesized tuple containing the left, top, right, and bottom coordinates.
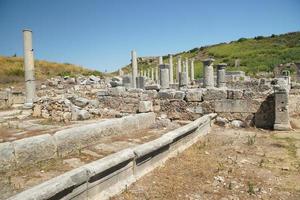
(151, 68, 154, 80)
(177, 56, 182, 82)
(159, 56, 163, 65)
(23, 29, 36, 108)
(202, 58, 215, 88)
(217, 63, 227, 88)
(169, 54, 174, 84)
(274, 86, 291, 130)
(159, 64, 170, 89)
(185, 58, 189, 83)
(131, 50, 138, 88)
(190, 58, 195, 81)
(147, 68, 150, 79)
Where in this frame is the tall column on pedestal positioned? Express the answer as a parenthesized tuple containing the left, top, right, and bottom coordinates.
(23, 29, 36, 108)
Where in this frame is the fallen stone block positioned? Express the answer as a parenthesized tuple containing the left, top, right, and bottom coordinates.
(203, 88, 227, 101)
(185, 89, 202, 102)
(139, 101, 153, 113)
(145, 84, 160, 91)
(12, 134, 57, 167)
(174, 91, 185, 100)
(108, 86, 126, 96)
(158, 90, 175, 99)
(214, 99, 260, 113)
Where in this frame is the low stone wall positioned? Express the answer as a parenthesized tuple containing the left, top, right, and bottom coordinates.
(98, 87, 274, 127)
(8, 113, 216, 200)
(0, 112, 156, 172)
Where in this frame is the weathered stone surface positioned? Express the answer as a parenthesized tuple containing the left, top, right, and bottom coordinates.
(97, 90, 109, 96)
(32, 104, 42, 117)
(215, 99, 260, 113)
(185, 89, 202, 102)
(0, 142, 15, 171)
(139, 101, 153, 113)
(8, 167, 89, 200)
(145, 84, 160, 91)
(108, 87, 126, 96)
(227, 89, 243, 99)
(12, 134, 57, 167)
(78, 109, 90, 120)
(72, 97, 89, 107)
(174, 91, 185, 100)
(158, 90, 174, 99)
(202, 88, 227, 101)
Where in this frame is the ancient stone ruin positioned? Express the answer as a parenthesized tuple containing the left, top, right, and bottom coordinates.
(1, 30, 300, 200)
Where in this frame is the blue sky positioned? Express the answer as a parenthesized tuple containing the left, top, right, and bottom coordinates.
(0, 0, 299, 72)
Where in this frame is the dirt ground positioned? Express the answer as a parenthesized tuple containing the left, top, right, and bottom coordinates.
(113, 125, 300, 200)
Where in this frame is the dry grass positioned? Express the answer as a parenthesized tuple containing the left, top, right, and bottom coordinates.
(0, 56, 103, 84)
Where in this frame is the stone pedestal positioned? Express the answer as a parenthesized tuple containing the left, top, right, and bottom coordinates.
(179, 72, 187, 87)
(169, 54, 174, 84)
(160, 68, 170, 89)
(217, 63, 227, 88)
(23, 29, 36, 108)
(274, 87, 291, 131)
(202, 58, 215, 88)
(122, 75, 132, 89)
(136, 76, 145, 89)
(131, 50, 138, 88)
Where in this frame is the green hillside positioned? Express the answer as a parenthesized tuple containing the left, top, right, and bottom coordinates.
(0, 56, 103, 84)
(121, 32, 300, 78)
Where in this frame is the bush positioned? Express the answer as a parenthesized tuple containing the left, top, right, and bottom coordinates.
(254, 36, 264, 40)
(237, 38, 247, 42)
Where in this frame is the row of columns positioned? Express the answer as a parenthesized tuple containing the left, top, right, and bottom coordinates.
(135, 55, 196, 85)
(129, 51, 228, 89)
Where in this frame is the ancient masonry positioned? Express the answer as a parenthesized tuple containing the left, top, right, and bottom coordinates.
(1, 30, 300, 200)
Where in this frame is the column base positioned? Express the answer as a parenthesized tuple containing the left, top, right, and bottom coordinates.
(273, 123, 291, 131)
(23, 102, 34, 109)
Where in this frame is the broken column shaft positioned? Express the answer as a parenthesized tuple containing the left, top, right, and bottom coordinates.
(159, 64, 170, 89)
(274, 86, 291, 130)
(217, 63, 227, 88)
(202, 58, 215, 88)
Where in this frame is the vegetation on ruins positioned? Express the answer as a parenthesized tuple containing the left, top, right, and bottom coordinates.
(0, 56, 102, 84)
(121, 31, 300, 79)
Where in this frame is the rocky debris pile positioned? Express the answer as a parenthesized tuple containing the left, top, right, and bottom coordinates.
(32, 96, 103, 122)
(44, 75, 104, 89)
